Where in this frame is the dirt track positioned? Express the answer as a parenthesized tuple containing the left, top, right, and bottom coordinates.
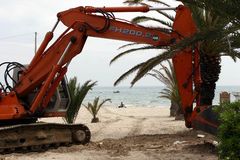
(54, 130, 218, 160)
(0, 107, 218, 160)
(1, 130, 218, 160)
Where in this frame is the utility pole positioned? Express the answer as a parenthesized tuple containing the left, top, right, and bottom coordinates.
(34, 32, 37, 54)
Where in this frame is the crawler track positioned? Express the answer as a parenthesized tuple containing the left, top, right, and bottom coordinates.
(0, 123, 91, 154)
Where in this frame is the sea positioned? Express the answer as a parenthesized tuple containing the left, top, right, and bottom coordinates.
(83, 86, 240, 108)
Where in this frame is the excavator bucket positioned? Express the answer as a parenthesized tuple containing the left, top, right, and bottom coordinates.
(192, 106, 220, 135)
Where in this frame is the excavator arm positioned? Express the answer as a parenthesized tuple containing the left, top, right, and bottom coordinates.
(13, 5, 177, 115)
(57, 6, 172, 45)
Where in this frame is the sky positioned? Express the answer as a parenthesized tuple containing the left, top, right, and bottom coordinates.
(0, 0, 239, 87)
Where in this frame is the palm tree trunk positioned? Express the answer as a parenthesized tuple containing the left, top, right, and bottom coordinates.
(200, 54, 221, 105)
(91, 114, 99, 123)
(170, 100, 178, 116)
(170, 100, 184, 120)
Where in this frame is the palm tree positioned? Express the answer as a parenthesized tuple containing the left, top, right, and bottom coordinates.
(84, 97, 111, 123)
(148, 60, 182, 117)
(176, 0, 240, 24)
(64, 77, 97, 124)
(179, 0, 240, 105)
(111, 0, 240, 106)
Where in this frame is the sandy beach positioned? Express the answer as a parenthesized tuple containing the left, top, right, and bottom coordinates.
(1, 106, 218, 160)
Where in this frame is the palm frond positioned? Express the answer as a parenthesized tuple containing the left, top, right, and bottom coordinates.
(147, 72, 162, 81)
(97, 99, 112, 112)
(148, 60, 181, 107)
(160, 62, 175, 87)
(148, 67, 173, 88)
(179, 0, 240, 21)
(110, 45, 158, 65)
(130, 50, 176, 86)
(114, 62, 145, 86)
(123, 0, 146, 6)
(147, 0, 170, 7)
(118, 42, 140, 50)
(222, 50, 240, 61)
(156, 10, 174, 22)
(124, 0, 170, 7)
(85, 97, 111, 120)
(132, 16, 172, 28)
(160, 94, 171, 99)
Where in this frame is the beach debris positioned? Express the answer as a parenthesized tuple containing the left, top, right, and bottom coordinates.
(146, 145, 163, 150)
(212, 141, 219, 147)
(197, 134, 205, 138)
(173, 141, 187, 145)
(97, 142, 103, 148)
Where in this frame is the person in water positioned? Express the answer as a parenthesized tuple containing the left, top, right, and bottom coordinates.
(118, 102, 126, 108)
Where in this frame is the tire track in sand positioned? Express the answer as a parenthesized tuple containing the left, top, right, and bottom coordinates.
(103, 107, 147, 136)
(127, 117, 147, 136)
(89, 107, 124, 140)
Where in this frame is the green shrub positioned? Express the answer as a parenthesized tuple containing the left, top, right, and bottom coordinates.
(216, 101, 240, 159)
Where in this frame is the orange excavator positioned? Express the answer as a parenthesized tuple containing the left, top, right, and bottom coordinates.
(0, 4, 219, 152)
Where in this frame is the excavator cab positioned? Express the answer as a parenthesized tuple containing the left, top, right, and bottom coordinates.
(12, 66, 71, 117)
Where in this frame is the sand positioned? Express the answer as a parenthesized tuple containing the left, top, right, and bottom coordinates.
(1, 106, 218, 160)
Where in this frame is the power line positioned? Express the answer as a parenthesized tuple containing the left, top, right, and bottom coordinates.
(0, 32, 38, 54)
(0, 32, 35, 41)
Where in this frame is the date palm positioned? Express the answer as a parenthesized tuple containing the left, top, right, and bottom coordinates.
(84, 97, 111, 123)
(148, 60, 182, 117)
(64, 77, 97, 124)
(112, 0, 240, 105)
(179, 0, 240, 105)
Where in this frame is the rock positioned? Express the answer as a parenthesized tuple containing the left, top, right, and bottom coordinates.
(197, 134, 205, 138)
